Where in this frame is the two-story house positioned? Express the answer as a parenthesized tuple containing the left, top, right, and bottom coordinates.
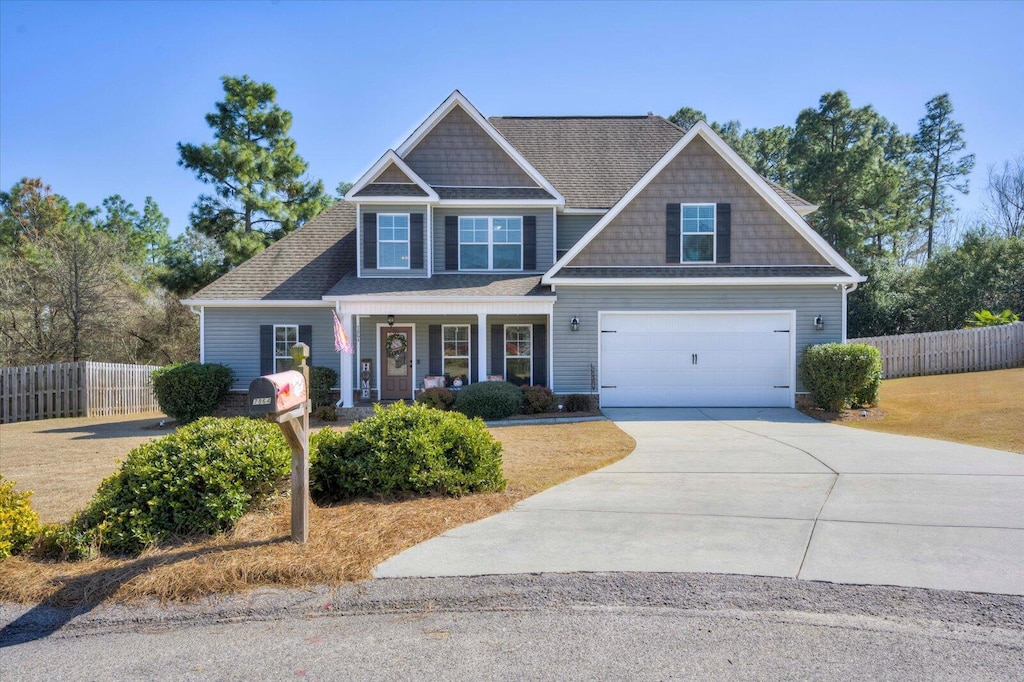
(183, 91, 864, 409)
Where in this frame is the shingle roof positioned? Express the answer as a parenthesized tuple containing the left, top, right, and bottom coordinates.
(762, 178, 815, 211)
(353, 183, 428, 197)
(555, 266, 848, 279)
(327, 273, 551, 297)
(490, 115, 683, 210)
(434, 186, 554, 200)
(188, 202, 356, 301)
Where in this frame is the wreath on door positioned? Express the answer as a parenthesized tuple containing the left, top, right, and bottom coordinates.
(384, 332, 408, 359)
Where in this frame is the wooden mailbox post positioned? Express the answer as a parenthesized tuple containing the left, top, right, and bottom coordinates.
(248, 342, 311, 543)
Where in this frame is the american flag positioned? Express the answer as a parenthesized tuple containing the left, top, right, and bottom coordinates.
(333, 311, 353, 354)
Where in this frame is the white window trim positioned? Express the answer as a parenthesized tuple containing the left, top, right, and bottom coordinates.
(377, 213, 411, 270)
(503, 323, 533, 385)
(273, 324, 298, 373)
(680, 203, 717, 264)
(457, 216, 524, 272)
(442, 324, 472, 384)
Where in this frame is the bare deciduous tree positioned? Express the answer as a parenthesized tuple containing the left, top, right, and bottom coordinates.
(986, 154, 1024, 238)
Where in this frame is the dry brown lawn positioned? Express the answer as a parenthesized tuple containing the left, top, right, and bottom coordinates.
(844, 368, 1024, 454)
(0, 418, 634, 605)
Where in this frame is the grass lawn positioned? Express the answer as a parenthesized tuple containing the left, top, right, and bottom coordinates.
(845, 368, 1024, 454)
(0, 417, 634, 605)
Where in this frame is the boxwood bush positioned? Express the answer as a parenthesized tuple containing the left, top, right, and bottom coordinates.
(799, 343, 883, 412)
(309, 366, 338, 408)
(416, 386, 456, 411)
(152, 362, 233, 424)
(521, 385, 555, 414)
(77, 417, 290, 554)
(0, 476, 40, 559)
(453, 381, 523, 420)
(310, 401, 505, 502)
(562, 394, 594, 413)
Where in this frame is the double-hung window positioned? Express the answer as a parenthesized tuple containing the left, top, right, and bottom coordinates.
(378, 214, 410, 269)
(442, 325, 470, 384)
(273, 324, 298, 372)
(459, 216, 522, 270)
(504, 324, 532, 386)
(681, 204, 715, 263)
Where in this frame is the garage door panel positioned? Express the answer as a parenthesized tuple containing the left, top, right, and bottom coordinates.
(600, 312, 793, 408)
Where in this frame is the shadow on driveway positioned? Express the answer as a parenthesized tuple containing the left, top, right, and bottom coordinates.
(36, 416, 173, 440)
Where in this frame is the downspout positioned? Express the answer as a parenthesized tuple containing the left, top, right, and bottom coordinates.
(189, 305, 205, 363)
(840, 282, 859, 342)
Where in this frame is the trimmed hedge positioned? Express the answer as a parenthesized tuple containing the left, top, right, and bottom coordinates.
(0, 476, 40, 559)
(416, 386, 456, 411)
(152, 362, 233, 424)
(77, 417, 290, 554)
(310, 401, 505, 502)
(521, 385, 555, 414)
(453, 381, 523, 420)
(309, 366, 338, 409)
(799, 343, 883, 412)
(562, 394, 594, 413)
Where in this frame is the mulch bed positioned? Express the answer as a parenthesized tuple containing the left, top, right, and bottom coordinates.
(796, 395, 887, 424)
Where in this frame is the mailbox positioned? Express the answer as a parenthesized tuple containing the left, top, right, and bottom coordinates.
(248, 370, 307, 415)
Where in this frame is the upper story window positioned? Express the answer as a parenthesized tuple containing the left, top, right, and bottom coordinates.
(681, 204, 715, 263)
(274, 324, 298, 372)
(378, 214, 410, 269)
(459, 216, 522, 271)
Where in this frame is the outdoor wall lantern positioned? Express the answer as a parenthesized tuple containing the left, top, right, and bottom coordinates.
(387, 314, 395, 327)
(814, 315, 825, 331)
(570, 316, 580, 332)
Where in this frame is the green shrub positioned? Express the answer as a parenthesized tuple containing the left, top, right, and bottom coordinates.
(152, 362, 233, 424)
(967, 309, 1019, 327)
(310, 401, 505, 502)
(78, 417, 290, 554)
(33, 522, 99, 562)
(312, 405, 338, 422)
(416, 386, 456, 411)
(0, 476, 40, 559)
(799, 343, 883, 412)
(521, 385, 555, 414)
(309, 366, 338, 408)
(453, 381, 523, 420)
(562, 394, 594, 413)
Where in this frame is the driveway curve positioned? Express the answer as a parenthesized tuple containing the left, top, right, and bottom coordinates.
(375, 408, 1024, 595)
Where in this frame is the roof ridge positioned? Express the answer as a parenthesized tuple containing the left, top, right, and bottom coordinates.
(490, 115, 653, 120)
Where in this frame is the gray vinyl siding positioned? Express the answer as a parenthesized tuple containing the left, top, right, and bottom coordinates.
(204, 306, 348, 391)
(433, 208, 553, 273)
(557, 214, 601, 256)
(358, 204, 431, 277)
(356, 314, 547, 391)
(550, 285, 843, 394)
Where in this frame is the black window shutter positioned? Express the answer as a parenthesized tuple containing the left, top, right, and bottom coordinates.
(410, 213, 424, 269)
(260, 325, 274, 375)
(716, 203, 731, 263)
(666, 203, 681, 264)
(470, 325, 479, 383)
(523, 216, 537, 270)
(532, 324, 547, 387)
(428, 325, 442, 376)
(490, 324, 503, 378)
(299, 325, 313, 367)
(363, 212, 377, 269)
(445, 216, 459, 270)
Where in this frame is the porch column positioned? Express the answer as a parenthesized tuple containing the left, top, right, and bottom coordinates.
(341, 312, 355, 408)
(477, 312, 488, 383)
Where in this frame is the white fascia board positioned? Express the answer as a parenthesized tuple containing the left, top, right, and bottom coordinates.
(344, 150, 439, 201)
(560, 208, 608, 215)
(544, 276, 865, 287)
(543, 121, 861, 282)
(394, 90, 566, 204)
(180, 299, 332, 307)
(324, 296, 555, 316)
(437, 199, 563, 208)
(795, 205, 819, 216)
(354, 196, 439, 205)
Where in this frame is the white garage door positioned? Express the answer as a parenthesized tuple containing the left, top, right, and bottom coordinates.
(599, 311, 794, 408)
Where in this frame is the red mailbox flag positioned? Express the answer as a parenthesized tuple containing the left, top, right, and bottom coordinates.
(333, 311, 353, 354)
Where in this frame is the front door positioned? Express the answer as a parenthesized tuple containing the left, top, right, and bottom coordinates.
(380, 326, 413, 401)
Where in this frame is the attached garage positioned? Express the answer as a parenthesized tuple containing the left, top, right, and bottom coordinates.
(599, 311, 795, 408)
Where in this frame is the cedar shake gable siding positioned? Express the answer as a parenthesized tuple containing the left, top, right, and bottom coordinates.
(403, 106, 539, 188)
(375, 162, 417, 184)
(568, 137, 828, 267)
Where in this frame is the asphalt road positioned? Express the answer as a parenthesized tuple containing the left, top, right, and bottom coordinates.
(2, 573, 1022, 680)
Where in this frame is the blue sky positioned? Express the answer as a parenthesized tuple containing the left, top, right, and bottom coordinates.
(2, 0, 1021, 236)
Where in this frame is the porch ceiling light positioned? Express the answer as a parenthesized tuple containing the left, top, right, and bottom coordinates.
(570, 316, 580, 332)
(387, 314, 395, 327)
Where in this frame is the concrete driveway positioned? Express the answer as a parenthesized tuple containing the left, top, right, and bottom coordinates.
(375, 408, 1024, 595)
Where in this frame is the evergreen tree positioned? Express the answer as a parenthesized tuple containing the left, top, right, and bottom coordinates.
(177, 75, 328, 269)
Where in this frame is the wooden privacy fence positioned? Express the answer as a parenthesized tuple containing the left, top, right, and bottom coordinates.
(0, 362, 162, 424)
(850, 323, 1024, 379)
